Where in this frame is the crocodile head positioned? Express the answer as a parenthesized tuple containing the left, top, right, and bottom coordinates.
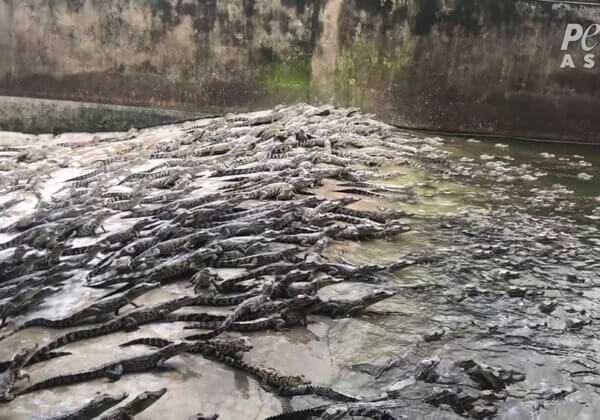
(132, 219, 154, 232)
(339, 196, 361, 206)
(126, 388, 167, 414)
(130, 282, 161, 296)
(362, 289, 395, 306)
(11, 343, 38, 369)
(12, 246, 30, 260)
(86, 392, 129, 413)
(289, 294, 320, 309)
(230, 336, 253, 353)
(315, 275, 343, 289)
(165, 295, 195, 310)
(384, 223, 411, 238)
(209, 336, 254, 356)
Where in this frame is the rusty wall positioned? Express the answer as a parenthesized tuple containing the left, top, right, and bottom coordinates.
(1, 0, 599, 141)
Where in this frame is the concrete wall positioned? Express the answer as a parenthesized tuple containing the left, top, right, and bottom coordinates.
(1, 0, 599, 142)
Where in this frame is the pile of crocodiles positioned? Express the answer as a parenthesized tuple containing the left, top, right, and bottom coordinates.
(1, 104, 595, 418)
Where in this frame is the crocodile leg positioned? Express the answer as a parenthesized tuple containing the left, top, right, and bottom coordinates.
(104, 364, 123, 382)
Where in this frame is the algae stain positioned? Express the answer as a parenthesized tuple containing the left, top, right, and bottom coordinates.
(333, 24, 415, 106)
(255, 49, 314, 103)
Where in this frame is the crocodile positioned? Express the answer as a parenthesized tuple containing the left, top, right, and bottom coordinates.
(163, 310, 226, 323)
(208, 352, 309, 389)
(325, 223, 410, 241)
(18, 342, 191, 396)
(88, 253, 205, 289)
(119, 336, 253, 358)
(98, 388, 167, 420)
(0, 351, 71, 373)
(212, 247, 301, 269)
(278, 275, 343, 298)
(61, 242, 105, 257)
(277, 385, 361, 402)
(213, 261, 295, 292)
(186, 283, 274, 340)
(131, 234, 201, 267)
(0, 286, 60, 326)
(0, 246, 29, 271)
(241, 182, 296, 200)
(264, 397, 429, 420)
(32, 392, 129, 420)
(2, 252, 38, 280)
(0, 344, 37, 402)
(188, 289, 261, 307)
(74, 211, 115, 237)
(333, 188, 391, 200)
(0, 282, 159, 340)
(31, 295, 194, 357)
(188, 268, 221, 294)
(183, 314, 289, 334)
(333, 207, 413, 224)
(309, 289, 395, 318)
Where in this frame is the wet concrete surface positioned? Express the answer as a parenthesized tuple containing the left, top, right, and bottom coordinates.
(0, 106, 599, 419)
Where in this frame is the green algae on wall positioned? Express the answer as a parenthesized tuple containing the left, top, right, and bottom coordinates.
(255, 49, 314, 104)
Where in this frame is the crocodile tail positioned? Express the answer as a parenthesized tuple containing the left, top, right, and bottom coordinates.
(20, 370, 101, 394)
(29, 350, 71, 365)
(0, 317, 69, 340)
(214, 353, 259, 377)
(46, 323, 103, 351)
(0, 239, 17, 251)
(183, 321, 219, 330)
(120, 337, 172, 348)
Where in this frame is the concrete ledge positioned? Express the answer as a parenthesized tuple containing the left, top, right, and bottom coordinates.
(0, 96, 205, 134)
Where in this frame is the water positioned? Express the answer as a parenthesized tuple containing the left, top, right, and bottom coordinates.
(0, 117, 599, 419)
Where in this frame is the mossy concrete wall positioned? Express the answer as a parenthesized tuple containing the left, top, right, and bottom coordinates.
(1, 0, 599, 141)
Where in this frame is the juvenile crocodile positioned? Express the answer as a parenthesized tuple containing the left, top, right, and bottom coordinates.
(264, 398, 424, 420)
(2, 252, 38, 280)
(277, 385, 361, 402)
(32, 295, 194, 357)
(213, 261, 295, 292)
(241, 182, 296, 200)
(186, 283, 274, 340)
(0, 351, 70, 373)
(0, 344, 37, 402)
(18, 342, 191, 396)
(32, 392, 129, 420)
(278, 275, 343, 298)
(119, 336, 253, 358)
(0, 282, 159, 340)
(333, 207, 412, 224)
(238, 295, 320, 321)
(74, 211, 115, 237)
(88, 253, 203, 289)
(212, 247, 301, 269)
(188, 289, 261, 307)
(325, 223, 410, 241)
(208, 352, 309, 389)
(0, 246, 29, 272)
(309, 289, 396, 318)
(183, 315, 289, 334)
(98, 388, 167, 420)
(0, 286, 60, 326)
